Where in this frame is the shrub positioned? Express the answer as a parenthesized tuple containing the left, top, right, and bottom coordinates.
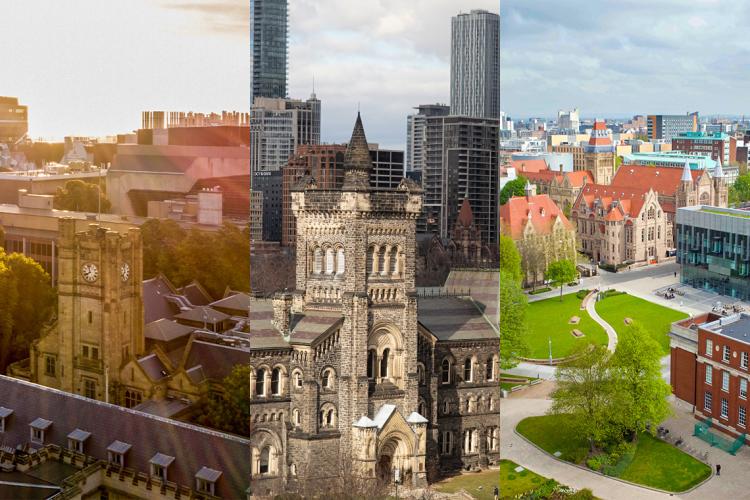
(576, 289, 590, 300)
(568, 489, 595, 500)
(529, 287, 552, 295)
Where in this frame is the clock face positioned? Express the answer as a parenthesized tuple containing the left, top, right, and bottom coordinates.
(120, 263, 130, 282)
(81, 263, 98, 283)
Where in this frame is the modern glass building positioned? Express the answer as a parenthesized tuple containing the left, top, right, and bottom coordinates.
(251, 0, 288, 100)
(677, 205, 750, 300)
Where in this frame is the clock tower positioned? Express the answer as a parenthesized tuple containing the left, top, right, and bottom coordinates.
(31, 218, 144, 402)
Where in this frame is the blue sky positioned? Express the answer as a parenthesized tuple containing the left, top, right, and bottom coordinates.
(501, 0, 750, 120)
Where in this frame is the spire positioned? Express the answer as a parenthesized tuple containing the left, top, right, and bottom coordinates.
(681, 160, 692, 182)
(342, 112, 373, 190)
(457, 198, 474, 227)
(713, 156, 724, 179)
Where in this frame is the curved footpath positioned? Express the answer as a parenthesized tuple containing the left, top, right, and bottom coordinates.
(585, 294, 618, 352)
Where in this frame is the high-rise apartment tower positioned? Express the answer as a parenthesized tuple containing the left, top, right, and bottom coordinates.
(251, 0, 288, 100)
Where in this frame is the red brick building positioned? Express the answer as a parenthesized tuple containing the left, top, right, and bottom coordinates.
(672, 131, 736, 165)
(671, 312, 750, 438)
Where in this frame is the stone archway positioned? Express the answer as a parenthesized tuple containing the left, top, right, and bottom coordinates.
(376, 433, 412, 484)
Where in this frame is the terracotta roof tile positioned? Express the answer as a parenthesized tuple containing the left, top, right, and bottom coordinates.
(499, 194, 573, 240)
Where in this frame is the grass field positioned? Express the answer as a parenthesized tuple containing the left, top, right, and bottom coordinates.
(526, 293, 608, 359)
(434, 461, 545, 499)
(516, 414, 711, 493)
(594, 293, 688, 354)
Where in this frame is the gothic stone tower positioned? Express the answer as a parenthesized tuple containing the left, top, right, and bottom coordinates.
(584, 119, 615, 185)
(291, 114, 426, 482)
(31, 218, 144, 402)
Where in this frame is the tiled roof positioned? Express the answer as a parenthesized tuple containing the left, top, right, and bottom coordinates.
(575, 184, 652, 218)
(174, 306, 230, 324)
(136, 353, 169, 382)
(611, 164, 704, 199)
(132, 398, 191, 418)
(0, 376, 250, 498)
(443, 270, 499, 328)
(417, 296, 499, 341)
(511, 159, 548, 173)
(210, 292, 251, 313)
(522, 169, 592, 189)
(143, 275, 180, 324)
(144, 318, 195, 342)
(183, 340, 252, 380)
(289, 311, 344, 344)
(499, 194, 573, 240)
(179, 282, 213, 306)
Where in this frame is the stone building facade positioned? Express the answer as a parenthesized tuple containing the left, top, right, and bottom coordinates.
(583, 120, 616, 185)
(520, 168, 593, 216)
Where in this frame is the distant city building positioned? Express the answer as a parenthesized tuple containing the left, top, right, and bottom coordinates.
(252, 170, 283, 241)
(0, 96, 28, 144)
(141, 110, 250, 129)
(500, 185, 576, 287)
(672, 131, 736, 165)
(250, 95, 320, 173)
(647, 113, 698, 141)
(499, 137, 547, 154)
(450, 10, 500, 119)
(511, 152, 574, 172)
(677, 205, 750, 300)
(422, 115, 499, 244)
(370, 148, 404, 189)
(406, 104, 450, 172)
(557, 108, 580, 132)
(251, 0, 288, 100)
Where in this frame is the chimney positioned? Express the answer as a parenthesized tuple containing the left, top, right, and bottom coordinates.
(272, 292, 293, 336)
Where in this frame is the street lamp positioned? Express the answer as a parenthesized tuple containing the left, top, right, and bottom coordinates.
(548, 337, 553, 365)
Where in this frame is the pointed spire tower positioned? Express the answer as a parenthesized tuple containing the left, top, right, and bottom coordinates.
(713, 156, 724, 179)
(681, 160, 692, 183)
(342, 112, 373, 191)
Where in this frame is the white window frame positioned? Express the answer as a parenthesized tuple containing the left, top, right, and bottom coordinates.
(108, 452, 124, 466)
(742, 352, 748, 370)
(722, 371, 730, 392)
(196, 478, 215, 495)
(742, 379, 748, 400)
(706, 339, 713, 357)
(706, 364, 713, 385)
(723, 345, 731, 363)
(151, 463, 167, 481)
(740, 406, 747, 428)
(704, 391, 712, 411)
(721, 398, 729, 419)
(30, 428, 44, 445)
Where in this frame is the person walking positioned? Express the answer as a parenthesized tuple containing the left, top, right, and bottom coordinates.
(716, 463, 721, 476)
(493, 485, 499, 500)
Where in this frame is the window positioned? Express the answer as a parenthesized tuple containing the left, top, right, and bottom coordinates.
(84, 379, 96, 399)
(107, 441, 131, 467)
(259, 448, 270, 475)
(293, 370, 303, 389)
(336, 248, 345, 275)
(149, 453, 174, 481)
(325, 248, 335, 274)
(380, 348, 389, 378)
(704, 391, 712, 411)
(417, 364, 425, 386)
(722, 371, 730, 392)
(706, 339, 713, 357)
(742, 379, 748, 400)
(67, 428, 91, 454)
(442, 400, 450, 414)
(743, 352, 748, 370)
(721, 398, 729, 419)
(109, 452, 123, 466)
(256, 368, 266, 397)
(441, 359, 451, 385)
(0, 407, 11, 433)
(322, 368, 334, 390)
(45, 356, 56, 376)
(152, 464, 166, 481)
(706, 365, 712, 385)
(440, 431, 454, 455)
(463, 359, 473, 382)
(723, 345, 731, 363)
(486, 358, 495, 381)
(418, 400, 426, 416)
(271, 368, 281, 396)
(367, 349, 376, 379)
(29, 418, 51, 445)
(196, 478, 215, 496)
(313, 248, 322, 274)
(124, 390, 142, 409)
(740, 407, 747, 428)
(292, 408, 301, 427)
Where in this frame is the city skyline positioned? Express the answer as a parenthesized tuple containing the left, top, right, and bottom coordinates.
(5, 0, 498, 149)
(502, 0, 750, 118)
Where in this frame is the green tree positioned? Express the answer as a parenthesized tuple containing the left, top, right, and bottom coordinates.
(499, 176, 528, 205)
(610, 323, 671, 441)
(194, 364, 251, 436)
(545, 259, 578, 300)
(550, 344, 618, 450)
(499, 269, 528, 369)
(729, 173, 750, 206)
(499, 234, 522, 284)
(0, 249, 56, 372)
(53, 179, 111, 213)
(140, 218, 186, 282)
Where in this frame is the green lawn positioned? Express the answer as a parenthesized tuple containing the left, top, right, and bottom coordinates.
(594, 293, 688, 354)
(434, 461, 545, 499)
(526, 293, 608, 359)
(517, 414, 711, 493)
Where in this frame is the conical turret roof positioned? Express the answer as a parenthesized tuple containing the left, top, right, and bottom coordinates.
(713, 156, 724, 178)
(681, 160, 692, 182)
(344, 112, 373, 172)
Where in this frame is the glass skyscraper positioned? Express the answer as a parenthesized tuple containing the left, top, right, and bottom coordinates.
(251, 0, 288, 100)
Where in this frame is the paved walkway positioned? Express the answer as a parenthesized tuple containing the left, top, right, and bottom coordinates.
(585, 293, 618, 352)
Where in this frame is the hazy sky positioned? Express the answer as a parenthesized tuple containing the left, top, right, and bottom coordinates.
(502, 0, 750, 119)
(4, 0, 498, 149)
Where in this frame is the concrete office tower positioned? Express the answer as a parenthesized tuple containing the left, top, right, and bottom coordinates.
(647, 113, 699, 141)
(406, 104, 450, 172)
(450, 10, 500, 119)
(422, 116, 499, 244)
(251, 0, 288, 99)
(0, 96, 28, 144)
(557, 109, 581, 132)
(250, 94, 321, 173)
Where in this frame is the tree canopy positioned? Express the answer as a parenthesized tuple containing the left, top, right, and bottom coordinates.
(53, 179, 111, 213)
(193, 364, 251, 436)
(0, 249, 56, 372)
(546, 259, 578, 300)
(499, 176, 528, 205)
(729, 173, 750, 206)
(499, 234, 522, 285)
(499, 269, 528, 369)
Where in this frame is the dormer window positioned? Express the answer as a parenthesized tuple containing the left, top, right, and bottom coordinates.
(150, 453, 175, 481)
(29, 418, 52, 445)
(107, 440, 132, 467)
(195, 467, 222, 496)
(0, 407, 13, 433)
(67, 428, 91, 454)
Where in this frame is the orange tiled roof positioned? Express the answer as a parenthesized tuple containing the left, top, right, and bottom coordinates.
(499, 194, 573, 239)
(512, 159, 548, 173)
(522, 169, 592, 188)
(612, 164, 703, 198)
(574, 184, 654, 219)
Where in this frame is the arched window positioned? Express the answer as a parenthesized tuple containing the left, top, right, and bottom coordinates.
(442, 400, 450, 414)
(293, 370, 303, 389)
(367, 246, 376, 275)
(379, 247, 388, 276)
(325, 248, 335, 274)
(441, 359, 451, 384)
(464, 358, 473, 382)
(417, 363, 425, 386)
(259, 447, 270, 475)
(389, 249, 398, 277)
(256, 368, 266, 396)
(486, 357, 495, 381)
(271, 368, 281, 396)
(367, 349, 376, 379)
(313, 248, 323, 274)
(418, 399, 426, 416)
(336, 248, 345, 275)
(380, 348, 390, 378)
(292, 408, 301, 427)
(322, 368, 335, 390)
(326, 409, 335, 427)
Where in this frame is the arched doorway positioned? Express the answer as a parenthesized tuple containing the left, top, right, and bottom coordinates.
(376, 434, 412, 485)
